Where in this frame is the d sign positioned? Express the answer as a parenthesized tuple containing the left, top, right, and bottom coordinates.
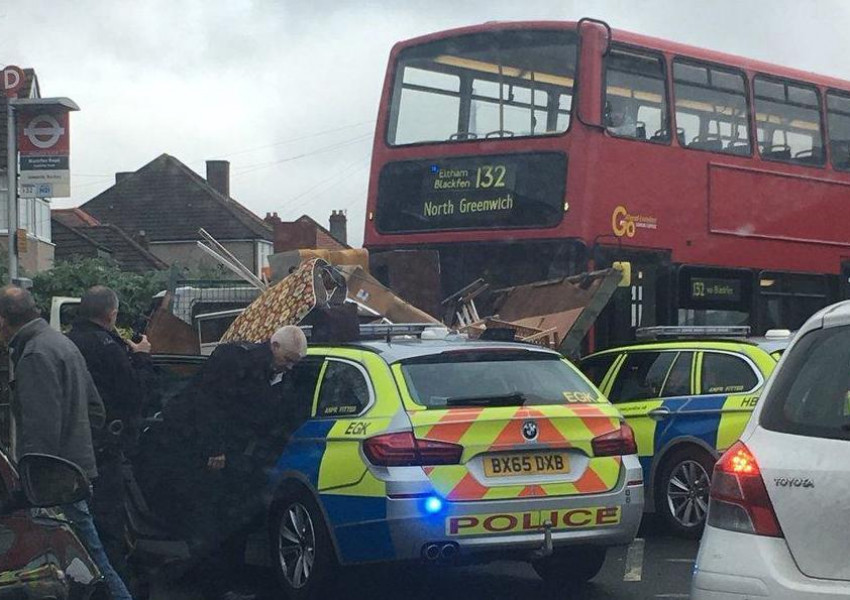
(2, 66, 25, 98)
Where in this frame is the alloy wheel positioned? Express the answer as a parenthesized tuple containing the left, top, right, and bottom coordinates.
(666, 459, 711, 528)
(278, 502, 316, 589)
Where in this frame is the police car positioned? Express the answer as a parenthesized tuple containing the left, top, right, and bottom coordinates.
(579, 326, 789, 537)
(236, 325, 642, 598)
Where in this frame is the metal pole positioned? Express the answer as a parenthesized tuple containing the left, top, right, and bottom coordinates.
(6, 103, 17, 283)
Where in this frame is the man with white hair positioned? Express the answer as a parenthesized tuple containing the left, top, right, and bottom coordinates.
(144, 325, 309, 600)
(202, 325, 308, 470)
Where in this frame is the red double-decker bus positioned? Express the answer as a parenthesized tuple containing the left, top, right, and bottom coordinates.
(364, 19, 850, 348)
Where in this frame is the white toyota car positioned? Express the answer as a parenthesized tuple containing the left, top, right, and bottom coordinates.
(692, 301, 850, 599)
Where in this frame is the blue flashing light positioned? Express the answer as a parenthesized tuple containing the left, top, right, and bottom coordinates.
(430, 164, 440, 173)
(424, 496, 443, 514)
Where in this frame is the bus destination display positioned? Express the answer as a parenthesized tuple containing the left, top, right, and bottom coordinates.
(690, 277, 742, 303)
(376, 153, 566, 233)
(421, 161, 518, 219)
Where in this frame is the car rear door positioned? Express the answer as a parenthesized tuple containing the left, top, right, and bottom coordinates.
(652, 349, 751, 455)
(603, 350, 686, 474)
(751, 324, 850, 581)
(301, 350, 402, 494)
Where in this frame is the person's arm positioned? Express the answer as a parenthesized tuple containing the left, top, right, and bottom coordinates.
(100, 336, 148, 418)
(195, 343, 246, 468)
(127, 335, 158, 410)
(14, 353, 63, 457)
(87, 382, 106, 431)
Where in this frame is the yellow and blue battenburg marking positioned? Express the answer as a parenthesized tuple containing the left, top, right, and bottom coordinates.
(589, 341, 778, 483)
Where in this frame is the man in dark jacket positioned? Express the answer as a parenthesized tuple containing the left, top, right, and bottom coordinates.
(0, 286, 132, 600)
(144, 325, 309, 600)
(68, 285, 155, 589)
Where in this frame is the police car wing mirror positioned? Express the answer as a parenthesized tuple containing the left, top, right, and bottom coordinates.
(17, 454, 91, 508)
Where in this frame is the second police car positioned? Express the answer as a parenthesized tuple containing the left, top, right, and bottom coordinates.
(260, 326, 642, 598)
(579, 326, 789, 537)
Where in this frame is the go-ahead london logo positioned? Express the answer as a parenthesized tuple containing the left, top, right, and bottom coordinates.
(611, 205, 658, 238)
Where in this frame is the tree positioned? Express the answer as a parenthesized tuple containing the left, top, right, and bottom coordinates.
(31, 258, 168, 329)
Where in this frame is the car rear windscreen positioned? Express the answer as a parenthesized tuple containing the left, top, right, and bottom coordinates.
(400, 351, 601, 408)
(761, 325, 850, 441)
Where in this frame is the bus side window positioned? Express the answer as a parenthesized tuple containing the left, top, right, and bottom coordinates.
(827, 90, 850, 171)
(754, 76, 825, 167)
(604, 46, 669, 144)
(673, 59, 751, 156)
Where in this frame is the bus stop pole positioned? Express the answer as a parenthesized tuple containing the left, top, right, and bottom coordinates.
(6, 102, 17, 284)
(4, 103, 17, 459)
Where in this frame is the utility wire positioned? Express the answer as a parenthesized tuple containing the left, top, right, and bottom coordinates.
(207, 120, 374, 160)
(274, 157, 368, 214)
(233, 134, 371, 177)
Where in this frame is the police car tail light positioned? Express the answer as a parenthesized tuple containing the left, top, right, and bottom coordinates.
(363, 432, 463, 467)
(708, 442, 783, 538)
(591, 423, 637, 457)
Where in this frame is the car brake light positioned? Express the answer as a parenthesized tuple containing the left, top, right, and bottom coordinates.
(363, 432, 463, 466)
(708, 441, 782, 538)
(591, 423, 637, 457)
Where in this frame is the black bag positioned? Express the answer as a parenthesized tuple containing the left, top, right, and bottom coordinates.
(304, 303, 359, 343)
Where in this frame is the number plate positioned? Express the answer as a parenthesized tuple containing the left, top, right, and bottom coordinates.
(483, 452, 570, 478)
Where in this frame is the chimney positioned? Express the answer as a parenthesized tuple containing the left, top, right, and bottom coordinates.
(329, 209, 347, 245)
(115, 172, 133, 184)
(264, 211, 282, 225)
(206, 160, 230, 197)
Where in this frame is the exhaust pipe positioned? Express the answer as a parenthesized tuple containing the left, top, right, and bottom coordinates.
(439, 543, 458, 560)
(423, 544, 441, 561)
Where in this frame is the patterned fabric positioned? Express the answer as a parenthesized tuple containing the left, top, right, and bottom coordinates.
(221, 258, 325, 343)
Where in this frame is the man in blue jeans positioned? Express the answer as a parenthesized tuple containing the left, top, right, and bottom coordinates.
(0, 286, 133, 600)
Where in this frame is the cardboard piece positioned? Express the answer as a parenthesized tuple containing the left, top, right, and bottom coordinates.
(338, 265, 440, 325)
(146, 292, 200, 355)
(463, 272, 615, 348)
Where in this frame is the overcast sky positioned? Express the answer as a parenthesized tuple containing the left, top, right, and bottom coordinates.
(2, 0, 849, 247)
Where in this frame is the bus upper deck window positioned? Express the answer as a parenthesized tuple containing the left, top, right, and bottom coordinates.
(827, 90, 850, 171)
(754, 76, 825, 167)
(604, 47, 669, 144)
(673, 59, 751, 156)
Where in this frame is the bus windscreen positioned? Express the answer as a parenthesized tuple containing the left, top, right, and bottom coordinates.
(387, 29, 577, 146)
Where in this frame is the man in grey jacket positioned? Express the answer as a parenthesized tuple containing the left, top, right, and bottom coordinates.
(0, 286, 133, 600)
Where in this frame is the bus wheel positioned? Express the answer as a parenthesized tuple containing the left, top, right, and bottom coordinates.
(657, 447, 714, 538)
(270, 487, 336, 600)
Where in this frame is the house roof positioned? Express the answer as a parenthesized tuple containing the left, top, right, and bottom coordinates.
(81, 154, 273, 243)
(53, 207, 102, 228)
(296, 215, 350, 250)
(51, 217, 169, 273)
